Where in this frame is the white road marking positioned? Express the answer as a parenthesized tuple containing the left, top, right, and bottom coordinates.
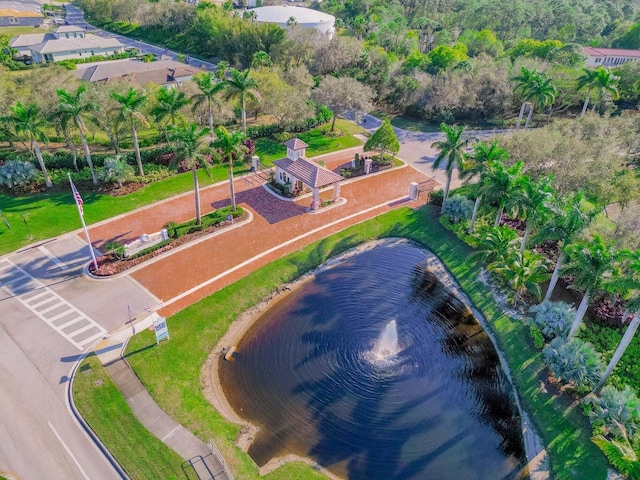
(0, 258, 106, 350)
(48, 422, 91, 480)
(38, 245, 69, 270)
(161, 425, 181, 441)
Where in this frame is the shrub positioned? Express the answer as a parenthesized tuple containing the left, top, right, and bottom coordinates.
(0, 160, 40, 188)
(585, 385, 640, 437)
(441, 195, 474, 223)
(528, 301, 575, 340)
(103, 240, 125, 259)
(430, 189, 444, 206)
(98, 156, 134, 187)
(529, 325, 545, 349)
(593, 434, 640, 479)
(543, 336, 604, 391)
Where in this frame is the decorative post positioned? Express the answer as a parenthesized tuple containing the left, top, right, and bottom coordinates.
(333, 182, 341, 201)
(311, 188, 320, 210)
(364, 157, 373, 175)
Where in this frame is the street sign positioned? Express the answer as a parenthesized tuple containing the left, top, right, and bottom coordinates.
(153, 316, 169, 344)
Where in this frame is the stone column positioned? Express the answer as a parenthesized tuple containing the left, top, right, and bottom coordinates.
(311, 188, 320, 210)
(333, 182, 341, 201)
(364, 157, 373, 175)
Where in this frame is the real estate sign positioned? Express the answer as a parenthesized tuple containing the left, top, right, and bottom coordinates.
(153, 316, 169, 344)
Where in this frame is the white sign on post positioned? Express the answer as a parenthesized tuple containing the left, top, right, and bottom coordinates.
(153, 316, 169, 344)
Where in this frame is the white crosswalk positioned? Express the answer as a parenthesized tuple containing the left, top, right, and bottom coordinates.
(0, 258, 106, 350)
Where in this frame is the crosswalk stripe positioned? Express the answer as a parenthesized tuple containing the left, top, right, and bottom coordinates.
(0, 259, 106, 350)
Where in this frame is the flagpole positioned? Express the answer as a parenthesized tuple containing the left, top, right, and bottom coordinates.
(68, 173, 98, 271)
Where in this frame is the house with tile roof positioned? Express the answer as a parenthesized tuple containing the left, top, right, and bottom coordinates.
(273, 138, 344, 210)
(72, 58, 203, 88)
(582, 46, 640, 67)
(0, 0, 42, 27)
(10, 26, 124, 64)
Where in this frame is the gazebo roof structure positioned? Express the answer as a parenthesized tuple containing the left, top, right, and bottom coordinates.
(273, 157, 343, 189)
(283, 138, 309, 151)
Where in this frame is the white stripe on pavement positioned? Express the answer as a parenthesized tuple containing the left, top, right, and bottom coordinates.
(38, 245, 69, 270)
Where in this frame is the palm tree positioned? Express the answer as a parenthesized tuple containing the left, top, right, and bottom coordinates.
(432, 123, 474, 202)
(111, 87, 149, 177)
(191, 72, 226, 138)
(151, 87, 191, 141)
(563, 236, 617, 339)
(512, 68, 557, 128)
(460, 141, 509, 233)
(511, 175, 555, 255)
(532, 191, 595, 302)
(590, 67, 619, 114)
(512, 67, 541, 129)
(56, 85, 100, 185)
(577, 67, 600, 116)
(484, 160, 525, 227)
(168, 123, 211, 225)
(475, 224, 520, 264)
(215, 61, 230, 81)
(489, 249, 550, 306)
(220, 69, 260, 134)
(1, 102, 52, 188)
(211, 126, 248, 211)
(595, 251, 640, 394)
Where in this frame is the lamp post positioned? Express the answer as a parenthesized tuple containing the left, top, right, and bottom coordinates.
(21, 214, 33, 240)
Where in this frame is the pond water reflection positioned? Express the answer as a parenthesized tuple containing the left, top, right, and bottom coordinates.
(219, 241, 526, 479)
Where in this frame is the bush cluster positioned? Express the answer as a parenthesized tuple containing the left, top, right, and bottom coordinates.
(245, 106, 332, 140)
(165, 206, 244, 238)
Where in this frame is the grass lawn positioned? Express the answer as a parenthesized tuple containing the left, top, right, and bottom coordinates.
(72, 205, 610, 479)
(372, 111, 509, 132)
(0, 26, 46, 35)
(255, 120, 363, 166)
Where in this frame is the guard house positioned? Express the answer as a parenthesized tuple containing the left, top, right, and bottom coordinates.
(273, 138, 344, 211)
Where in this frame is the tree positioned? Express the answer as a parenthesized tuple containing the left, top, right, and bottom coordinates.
(191, 71, 226, 138)
(431, 123, 474, 202)
(56, 85, 100, 185)
(512, 67, 557, 128)
(475, 224, 520, 264)
(484, 160, 525, 226)
(488, 249, 550, 306)
(111, 87, 149, 177)
(168, 123, 211, 225)
(512, 67, 541, 129)
(364, 120, 399, 159)
(511, 175, 555, 255)
(563, 236, 617, 339)
(590, 67, 619, 114)
(577, 67, 600, 116)
(459, 141, 509, 233)
(311, 76, 374, 132)
(151, 87, 191, 142)
(211, 126, 248, 212)
(532, 191, 594, 302)
(1, 102, 52, 188)
(220, 68, 260, 134)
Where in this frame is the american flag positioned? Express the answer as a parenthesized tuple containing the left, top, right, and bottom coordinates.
(69, 177, 84, 216)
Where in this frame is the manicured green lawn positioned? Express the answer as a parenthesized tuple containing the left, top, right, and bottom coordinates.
(82, 205, 609, 480)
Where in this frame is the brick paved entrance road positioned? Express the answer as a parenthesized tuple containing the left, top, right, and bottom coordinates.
(86, 151, 438, 316)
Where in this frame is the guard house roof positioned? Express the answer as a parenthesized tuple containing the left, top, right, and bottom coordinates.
(284, 138, 309, 150)
(274, 157, 343, 188)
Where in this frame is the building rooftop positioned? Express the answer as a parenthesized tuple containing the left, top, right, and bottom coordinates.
(274, 157, 343, 188)
(284, 138, 309, 150)
(582, 46, 640, 58)
(73, 58, 203, 86)
(31, 35, 124, 54)
(53, 25, 86, 33)
(249, 5, 335, 24)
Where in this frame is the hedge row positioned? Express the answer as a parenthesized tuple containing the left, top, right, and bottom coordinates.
(165, 206, 245, 238)
(245, 106, 332, 139)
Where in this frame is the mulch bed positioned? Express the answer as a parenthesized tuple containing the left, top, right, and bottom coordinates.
(89, 211, 250, 277)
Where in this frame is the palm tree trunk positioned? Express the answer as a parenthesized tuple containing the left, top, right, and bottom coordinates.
(568, 289, 590, 339)
(524, 105, 534, 129)
(468, 195, 482, 234)
(494, 201, 504, 227)
(520, 225, 530, 256)
(228, 154, 236, 211)
(32, 140, 52, 188)
(544, 251, 564, 302)
(78, 122, 97, 185)
(581, 89, 591, 116)
(131, 121, 144, 177)
(241, 97, 247, 134)
(594, 310, 640, 394)
(443, 174, 452, 203)
(208, 98, 215, 139)
(516, 102, 526, 130)
(193, 165, 201, 225)
(331, 111, 337, 132)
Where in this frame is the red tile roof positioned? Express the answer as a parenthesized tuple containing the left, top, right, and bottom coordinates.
(274, 157, 343, 188)
(582, 46, 640, 58)
(284, 138, 309, 150)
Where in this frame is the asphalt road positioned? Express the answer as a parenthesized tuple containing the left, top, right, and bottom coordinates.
(63, 4, 217, 72)
(0, 233, 159, 479)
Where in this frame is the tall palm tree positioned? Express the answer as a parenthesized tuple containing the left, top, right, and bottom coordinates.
(211, 126, 248, 211)
(459, 140, 509, 233)
(511, 175, 555, 255)
(151, 87, 191, 142)
(595, 251, 640, 394)
(1, 102, 52, 188)
(484, 160, 525, 227)
(591, 67, 619, 114)
(111, 87, 149, 177)
(221, 68, 260, 134)
(532, 191, 595, 302)
(191, 72, 226, 138)
(563, 236, 617, 339)
(512, 67, 541, 129)
(56, 85, 100, 185)
(512, 68, 557, 128)
(488, 249, 550, 306)
(215, 60, 230, 81)
(577, 67, 600, 116)
(167, 123, 211, 225)
(432, 123, 474, 202)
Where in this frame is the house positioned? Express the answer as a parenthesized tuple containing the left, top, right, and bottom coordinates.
(273, 138, 344, 210)
(71, 58, 204, 88)
(10, 26, 125, 64)
(0, 0, 42, 28)
(582, 46, 640, 67)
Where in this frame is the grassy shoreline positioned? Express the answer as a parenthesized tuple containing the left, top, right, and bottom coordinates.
(74, 205, 609, 479)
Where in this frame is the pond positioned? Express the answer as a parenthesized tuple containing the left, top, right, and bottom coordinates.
(218, 241, 526, 479)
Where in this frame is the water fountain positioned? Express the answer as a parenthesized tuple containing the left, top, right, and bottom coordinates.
(218, 241, 525, 479)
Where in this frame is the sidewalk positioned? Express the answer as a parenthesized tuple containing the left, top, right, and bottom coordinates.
(95, 314, 232, 480)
